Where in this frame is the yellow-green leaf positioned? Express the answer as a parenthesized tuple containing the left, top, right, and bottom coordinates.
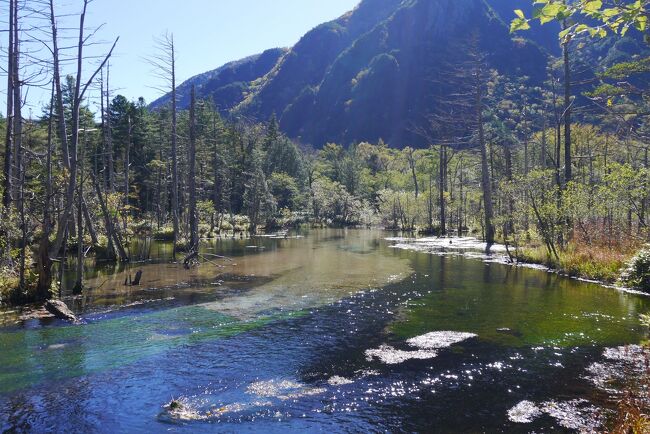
(584, 0, 602, 14)
(510, 17, 531, 32)
(635, 15, 647, 31)
(559, 27, 572, 39)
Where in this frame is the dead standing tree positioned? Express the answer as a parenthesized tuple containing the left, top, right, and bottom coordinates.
(411, 122, 453, 236)
(4, 0, 56, 291)
(147, 32, 180, 260)
(422, 37, 495, 244)
(188, 85, 198, 254)
(35, 0, 118, 299)
(2, 0, 17, 267)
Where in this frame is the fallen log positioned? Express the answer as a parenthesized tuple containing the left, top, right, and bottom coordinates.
(198, 254, 226, 268)
(45, 299, 78, 323)
(201, 253, 233, 262)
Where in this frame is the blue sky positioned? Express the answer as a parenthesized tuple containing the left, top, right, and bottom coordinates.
(3, 0, 360, 112)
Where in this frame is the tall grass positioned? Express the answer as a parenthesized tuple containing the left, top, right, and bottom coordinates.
(516, 233, 640, 284)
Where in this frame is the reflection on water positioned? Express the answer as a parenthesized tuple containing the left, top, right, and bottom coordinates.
(389, 252, 647, 347)
(0, 229, 648, 433)
(62, 229, 411, 317)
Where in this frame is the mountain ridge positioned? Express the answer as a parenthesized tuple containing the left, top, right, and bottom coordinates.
(148, 0, 640, 147)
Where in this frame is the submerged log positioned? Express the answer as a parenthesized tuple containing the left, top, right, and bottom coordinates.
(45, 299, 78, 323)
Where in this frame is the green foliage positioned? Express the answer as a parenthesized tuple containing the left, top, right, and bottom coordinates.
(376, 189, 427, 231)
(512, 0, 649, 40)
(153, 226, 176, 241)
(311, 178, 363, 225)
(268, 172, 300, 210)
(0, 249, 42, 305)
(621, 247, 650, 291)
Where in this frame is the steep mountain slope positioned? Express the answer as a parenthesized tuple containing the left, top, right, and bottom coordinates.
(149, 48, 287, 113)
(235, 0, 405, 121)
(266, 0, 548, 146)
(151, 0, 644, 147)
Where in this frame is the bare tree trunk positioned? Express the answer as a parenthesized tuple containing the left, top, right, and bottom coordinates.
(428, 173, 434, 231)
(12, 1, 24, 288)
(212, 113, 222, 218)
(73, 143, 85, 294)
(188, 86, 198, 252)
(49, 0, 69, 170)
(439, 145, 446, 236)
(170, 36, 180, 260)
(541, 114, 547, 170)
(106, 63, 114, 191)
(458, 157, 464, 236)
(124, 116, 131, 231)
(100, 68, 107, 189)
(562, 27, 572, 187)
(641, 148, 649, 230)
(48, 0, 118, 265)
(11, 2, 21, 205)
(3, 0, 15, 211)
(477, 70, 494, 244)
(82, 201, 99, 246)
(504, 144, 515, 236)
(407, 147, 419, 198)
(91, 170, 128, 261)
(36, 83, 56, 300)
(17, 120, 24, 291)
(2, 0, 17, 270)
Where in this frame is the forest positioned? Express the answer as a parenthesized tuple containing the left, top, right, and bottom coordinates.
(1, 0, 650, 305)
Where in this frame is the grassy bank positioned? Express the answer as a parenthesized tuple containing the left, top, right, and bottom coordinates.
(515, 240, 635, 284)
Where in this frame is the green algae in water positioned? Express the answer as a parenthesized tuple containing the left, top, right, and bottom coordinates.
(0, 305, 307, 394)
(389, 255, 650, 347)
(0, 230, 412, 395)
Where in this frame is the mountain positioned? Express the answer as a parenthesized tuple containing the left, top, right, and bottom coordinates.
(253, 0, 548, 146)
(149, 48, 287, 113)
(150, 0, 643, 147)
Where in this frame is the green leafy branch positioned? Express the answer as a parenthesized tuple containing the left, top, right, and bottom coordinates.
(511, 0, 648, 41)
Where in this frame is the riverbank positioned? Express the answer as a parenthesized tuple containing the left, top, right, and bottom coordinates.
(514, 240, 636, 285)
(3, 227, 648, 308)
(385, 233, 650, 431)
(386, 233, 649, 295)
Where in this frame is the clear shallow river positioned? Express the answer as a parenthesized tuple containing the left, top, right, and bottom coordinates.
(0, 229, 648, 433)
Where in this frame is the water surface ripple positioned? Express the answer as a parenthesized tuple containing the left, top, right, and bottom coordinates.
(0, 229, 647, 433)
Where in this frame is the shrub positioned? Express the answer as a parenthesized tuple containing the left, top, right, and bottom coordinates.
(199, 224, 212, 238)
(517, 240, 629, 284)
(219, 220, 233, 232)
(132, 220, 153, 235)
(621, 247, 650, 292)
(153, 226, 175, 241)
(0, 249, 42, 305)
(175, 238, 190, 253)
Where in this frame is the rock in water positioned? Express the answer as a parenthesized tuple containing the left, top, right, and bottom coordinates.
(45, 300, 78, 323)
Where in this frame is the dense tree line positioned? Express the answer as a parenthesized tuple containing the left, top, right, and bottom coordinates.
(1, 0, 649, 304)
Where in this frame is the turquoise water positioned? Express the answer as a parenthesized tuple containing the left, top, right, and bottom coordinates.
(0, 229, 647, 432)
